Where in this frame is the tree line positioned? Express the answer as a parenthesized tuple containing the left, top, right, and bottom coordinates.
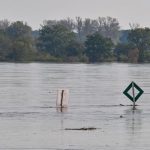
(0, 18, 150, 63)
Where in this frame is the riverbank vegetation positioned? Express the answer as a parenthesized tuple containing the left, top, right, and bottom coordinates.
(0, 17, 150, 63)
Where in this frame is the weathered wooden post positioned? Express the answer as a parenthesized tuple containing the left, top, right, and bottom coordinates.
(56, 89, 69, 108)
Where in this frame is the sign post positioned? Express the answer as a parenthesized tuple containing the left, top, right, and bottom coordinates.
(123, 81, 144, 110)
(132, 82, 135, 110)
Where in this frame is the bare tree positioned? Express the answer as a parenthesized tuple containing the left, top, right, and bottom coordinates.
(81, 18, 99, 41)
(129, 23, 140, 30)
(42, 18, 75, 32)
(0, 19, 10, 30)
(43, 16, 120, 43)
(91, 19, 99, 33)
(83, 18, 92, 36)
(58, 18, 75, 31)
(75, 17, 83, 41)
(42, 20, 57, 28)
(97, 17, 120, 43)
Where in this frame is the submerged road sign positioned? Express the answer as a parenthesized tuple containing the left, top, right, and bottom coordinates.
(123, 81, 144, 102)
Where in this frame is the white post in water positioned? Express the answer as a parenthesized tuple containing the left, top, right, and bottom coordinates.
(132, 82, 136, 110)
(56, 89, 69, 108)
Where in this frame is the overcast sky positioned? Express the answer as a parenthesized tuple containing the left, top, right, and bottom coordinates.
(0, 0, 149, 30)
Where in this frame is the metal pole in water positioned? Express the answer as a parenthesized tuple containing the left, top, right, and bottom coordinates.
(132, 82, 136, 110)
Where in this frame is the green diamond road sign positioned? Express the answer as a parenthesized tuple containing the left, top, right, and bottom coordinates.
(123, 81, 144, 102)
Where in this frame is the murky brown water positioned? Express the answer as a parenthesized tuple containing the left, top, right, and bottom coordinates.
(0, 63, 149, 150)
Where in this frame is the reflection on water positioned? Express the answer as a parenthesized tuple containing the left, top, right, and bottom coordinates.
(56, 107, 68, 113)
(125, 108, 142, 134)
(0, 63, 150, 149)
(124, 108, 143, 149)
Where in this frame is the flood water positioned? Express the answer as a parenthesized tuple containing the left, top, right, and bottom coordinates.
(0, 62, 150, 150)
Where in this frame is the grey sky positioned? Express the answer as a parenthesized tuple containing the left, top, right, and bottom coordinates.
(0, 0, 149, 30)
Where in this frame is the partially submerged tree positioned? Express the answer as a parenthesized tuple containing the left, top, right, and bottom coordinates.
(65, 41, 85, 62)
(38, 24, 75, 58)
(128, 27, 150, 62)
(6, 21, 35, 61)
(85, 33, 114, 62)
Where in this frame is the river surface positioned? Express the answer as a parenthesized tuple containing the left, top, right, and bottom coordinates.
(0, 63, 150, 150)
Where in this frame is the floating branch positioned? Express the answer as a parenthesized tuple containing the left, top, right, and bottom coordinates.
(65, 127, 97, 131)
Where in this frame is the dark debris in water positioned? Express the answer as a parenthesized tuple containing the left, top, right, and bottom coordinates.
(65, 127, 97, 131)
(120, 115, 123, 118)
(120, 104, 139, 106)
